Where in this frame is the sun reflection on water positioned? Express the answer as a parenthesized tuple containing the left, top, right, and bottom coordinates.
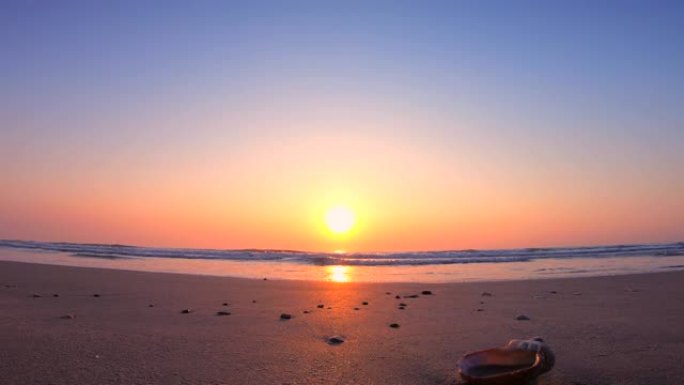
(327, 265, 351, 282)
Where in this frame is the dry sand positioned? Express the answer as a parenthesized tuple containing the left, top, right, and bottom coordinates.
(1, 260, 683, 385)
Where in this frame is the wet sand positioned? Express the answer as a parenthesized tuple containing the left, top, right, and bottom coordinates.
(1, 260, 683, 385)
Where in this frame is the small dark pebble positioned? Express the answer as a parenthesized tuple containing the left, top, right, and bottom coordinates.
(317, 304, 325, 308)
(327, 335, 345, 345)
(222, 303, 229, 306)
(280, 313, 292, 320)
(389, 323, 400, 328)
(303, 310, 311, 314)
(476, 308, 484, 312)
(216, 311, 231, 316)
(31, 293, 41, 298)
(327, 307, 332, 310)
(516, 314, 531, 321)
(263, 278, 268, 280)
(181, 309, 192, 314)
(93, 294, 100, 298)
(148, 304, 155, 308)
(252, 300, 257, 303)
(482, 292, 493, 297)
(395, 295, 401, 299)
(550, 291, 558, 294)
(60, 314, 75, 320)
(398, 306, 405, 310)
(404, 294, 419, 299)
(354, 307, 360, 311)
(385, 292, 391, 295)
(480, 301, 484, 304)
(399, 303, 407, 307)
(421, 290, 433, 295)
(53, 294, 59, 298)
(362, 301, 369, 305)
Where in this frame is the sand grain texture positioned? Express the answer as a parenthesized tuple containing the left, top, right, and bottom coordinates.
(1, 261, 683, 385)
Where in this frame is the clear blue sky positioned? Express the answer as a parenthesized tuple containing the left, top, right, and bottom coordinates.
(1, 1, 683, 250)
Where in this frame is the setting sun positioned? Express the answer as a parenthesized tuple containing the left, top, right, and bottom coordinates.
(324, 206, 356, 234)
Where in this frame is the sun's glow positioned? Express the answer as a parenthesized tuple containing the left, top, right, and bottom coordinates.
(324, 206, 356, 234)
(327, 265, 350, 282)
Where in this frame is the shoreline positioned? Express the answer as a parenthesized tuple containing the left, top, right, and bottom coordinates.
(2, 260, 684, 384)
(3, 248, 684, 284)
(2, 256, 684, 285)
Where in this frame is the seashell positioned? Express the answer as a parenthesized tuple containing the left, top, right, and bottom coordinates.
(458, 338, 554, 385)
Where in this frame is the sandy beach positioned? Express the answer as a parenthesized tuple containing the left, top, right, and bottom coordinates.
(0, 261, 682, 385)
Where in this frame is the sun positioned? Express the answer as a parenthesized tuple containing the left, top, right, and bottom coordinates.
(324, 206, 356, 234)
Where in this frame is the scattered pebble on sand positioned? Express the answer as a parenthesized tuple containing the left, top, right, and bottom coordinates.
(216, 311, 231, 316)
(399, 303, 407, 307)
(389, 323, 400, 328)
(479, 301, 484, 304)
(516, 314, 531, 321)
(327, 336, 345, 345)
(263, 278, 268, 281)
(280, 313, 292, 320)
(572, 292, 582, 296)
(385, 292, 391, 295)
(148, 304, 154, 308)
(317, 304, 324, 308)
(327, 307, 332, 310)
(354, 307, 360, 310)
(421, 290, 433, 295)
(550, 290, 558, 294)
(398, 306, 405, 310)
(222, 302, 229, 306)
(60, 314, 75, 320)
(31, 293, 41, 298)
(252, 300, 257, 303)
(362, 301, 369, 305)
(482, 292, 493, 297)
(395, 295, 401, 299)
(181, 309, 192, 314)
(476, 308, 484, 312)
(404, 294, 419, 299)
(53, 294, 59, 297)
(92, 294, 100, 298)
(303, 310, 311, 314)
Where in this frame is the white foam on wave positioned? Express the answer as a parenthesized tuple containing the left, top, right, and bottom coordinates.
(1, 239, 683, 267)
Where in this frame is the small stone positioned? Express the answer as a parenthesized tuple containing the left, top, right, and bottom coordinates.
(354, 307, 360, 310)
(303, 310, 311, 314)
(53, 294, 59, 298)
(327, 307, 332, 310)
(263, 278, 268, 281)
(222, 302, 229, 306)
(31, 293, 41, 298)
(516, 314, 531, 321)
(572, 292, 582, 296)
(216, 311, 231, 316)
(550, 290, 558, 294)
(252, 300, 257, 303)
(280, 313, 292, 320)
(362, 301, 369, 306)
(482, 292, 493, 297)
(181, 308, 192, 314)
(92, 294, 100, 298)
(148, 304, 154, 308)
(327, 335, 345, 345)
(398, 306, 405, 310)
(395, 295, 401, 299)
(421, 290, 433, 295)
(404, 294, 419, 299)
(317, 304, 325, 308)
(476, 308, 484, 312)
(480, 301, 484, 304)
(389, 323, 400, 328)
(399, 303, 408, 307)
(385, 292, 391, 295)
(60, 314, 75, 320)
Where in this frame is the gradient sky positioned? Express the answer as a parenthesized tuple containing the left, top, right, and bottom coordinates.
(1, 1, 683, 252)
